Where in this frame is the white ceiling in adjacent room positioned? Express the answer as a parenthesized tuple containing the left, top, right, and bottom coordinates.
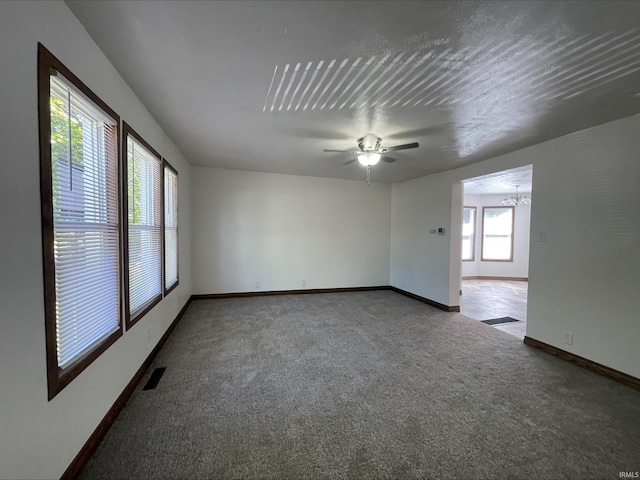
(463, 165, 533, 195)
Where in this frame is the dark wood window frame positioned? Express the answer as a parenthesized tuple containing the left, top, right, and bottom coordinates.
(122, 122, 163, 329)
(481, 206, 515, 262)
(38, 43, 123, 400)
(462, 206, 476, 262)
(163, 159, 179, 297)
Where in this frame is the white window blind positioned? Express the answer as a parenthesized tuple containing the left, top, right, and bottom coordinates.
(50, 74, 120, 368)
(164, 164, 178, 291)
(127, 134, 162, 319)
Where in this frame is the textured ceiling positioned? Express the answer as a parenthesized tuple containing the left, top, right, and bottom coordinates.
(65, 0, 640, 183)
(463, 165, 533, 195)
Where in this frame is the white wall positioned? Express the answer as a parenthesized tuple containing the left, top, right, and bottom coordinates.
(0, 2, 192, 479)
(390, 173, 459, 306)
(390, 113, 640, 379)
(192, 168, 391, 294)
(526, 121, 639, 378)
(461, 194, 531, 278)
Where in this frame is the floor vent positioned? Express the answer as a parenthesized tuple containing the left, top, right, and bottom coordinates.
(143, 367, 166, 391)
(481, 317, 519, 326)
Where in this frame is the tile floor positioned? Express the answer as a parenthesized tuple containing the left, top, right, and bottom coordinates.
(459, 279, 527, 339)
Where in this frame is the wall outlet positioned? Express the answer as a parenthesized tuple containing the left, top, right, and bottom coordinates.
(255, 280, 260, 289)
(563, 332, 574, 345)
(538, 232, 547, 242)
(301, 279, 306, 287)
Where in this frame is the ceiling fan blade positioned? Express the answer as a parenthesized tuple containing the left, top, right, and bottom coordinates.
(385, 142, 419, 152)
(323, 149, 353, 153)
(342, 158, 357, 165)
(381, 156, 397, 163)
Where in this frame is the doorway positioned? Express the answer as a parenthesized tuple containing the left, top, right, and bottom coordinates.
(459, 165, 533, 339)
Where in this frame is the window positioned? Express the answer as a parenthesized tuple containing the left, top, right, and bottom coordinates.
(462, 206, 476, 261)
(123, 123, 162, 327)
(481, 206, 514, 261)
(163, 161, 179, 295)
(38, 44, 122, 399)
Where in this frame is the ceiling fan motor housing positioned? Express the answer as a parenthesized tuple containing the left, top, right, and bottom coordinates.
(358, 134, 382, 152)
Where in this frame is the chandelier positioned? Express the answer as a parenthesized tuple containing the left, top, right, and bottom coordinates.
(501, 185, 531, 206)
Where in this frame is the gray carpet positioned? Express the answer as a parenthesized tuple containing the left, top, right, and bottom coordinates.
(81, 291, 640, 479)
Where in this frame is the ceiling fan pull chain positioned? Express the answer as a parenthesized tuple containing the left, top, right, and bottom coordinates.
(366, 165, 371, 185)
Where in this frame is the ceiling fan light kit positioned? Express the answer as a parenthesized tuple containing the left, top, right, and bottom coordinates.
(358, 152, 381, 166)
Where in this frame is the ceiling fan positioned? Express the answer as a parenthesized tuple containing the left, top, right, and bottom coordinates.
(323, 133, 419, 184)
